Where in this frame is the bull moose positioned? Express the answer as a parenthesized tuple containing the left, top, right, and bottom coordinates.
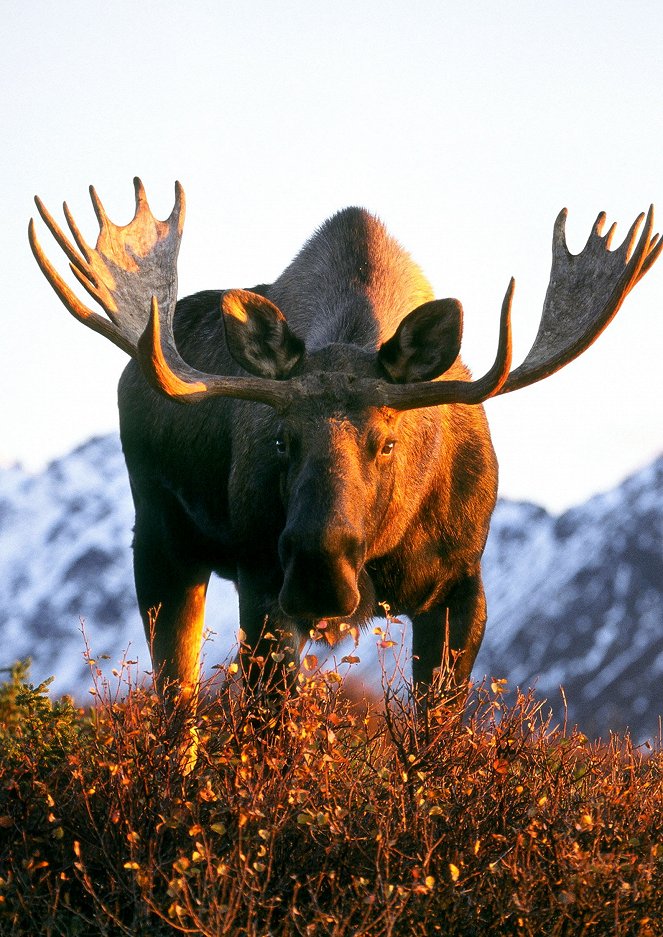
(29, 181, 661, 708)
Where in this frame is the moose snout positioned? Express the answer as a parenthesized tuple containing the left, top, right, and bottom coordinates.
(278, 525, 365, 620)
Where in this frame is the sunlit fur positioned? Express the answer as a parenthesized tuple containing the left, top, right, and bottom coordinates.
(119, 208, 498, 696)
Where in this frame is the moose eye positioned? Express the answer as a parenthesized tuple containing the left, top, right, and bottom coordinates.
(380, 440, 396, 456)
(275, 438, 287, 456)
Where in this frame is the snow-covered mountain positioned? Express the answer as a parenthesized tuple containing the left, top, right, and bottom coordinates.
(478, 457, 663, 740)
(1, 435, 661, 741)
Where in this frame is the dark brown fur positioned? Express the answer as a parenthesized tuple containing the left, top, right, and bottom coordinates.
(118, 209, 497, 698)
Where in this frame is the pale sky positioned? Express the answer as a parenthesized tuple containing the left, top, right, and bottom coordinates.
(2, 0, 662, 512)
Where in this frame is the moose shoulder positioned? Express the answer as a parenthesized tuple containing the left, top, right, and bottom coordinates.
(30, 182, 662, 706)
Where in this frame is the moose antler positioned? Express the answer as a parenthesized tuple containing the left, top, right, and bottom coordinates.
(496, 206, 662, 395)
(30, 180, 298, 410)
(31, 183, 660, 413)
(140, 207, 658, 412)
(138, 279, 513, 409)
(29, 177, 185, 357)
(378, 207, 661, 410)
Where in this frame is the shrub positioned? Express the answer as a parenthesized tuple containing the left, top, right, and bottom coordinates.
(0, 656, 662, 935)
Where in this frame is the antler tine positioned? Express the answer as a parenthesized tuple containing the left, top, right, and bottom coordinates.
(552, 208, 572, 260)
(497, 205, 658, 396)
(590, 210, 607, 239)
(635, 226, 662, 283)
(133, 176, 149, 216)
(89, 184, 111, 231)
(648, 231, 660, 250)
(603, 221, 618, 249)
(616, 207, 648, 264)
(480, 276, 514, 398)
(62, 201, 94, 269)
(137, 295, 297, 410)
(378, 278, 514, 410)
(34, 196, 90, 276)
(168, 180, 186, 235)
(138, 297, 208, 401)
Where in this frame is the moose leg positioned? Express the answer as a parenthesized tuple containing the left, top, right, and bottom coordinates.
(236, 564, 301, 693)
(132, 516, 211, 707)
(411, 572, 487, 690)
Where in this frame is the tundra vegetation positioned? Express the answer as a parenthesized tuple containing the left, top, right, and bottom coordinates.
(1, 650, 662, 936)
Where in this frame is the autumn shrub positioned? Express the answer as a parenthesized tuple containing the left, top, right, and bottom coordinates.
(0, 650, 662, 936)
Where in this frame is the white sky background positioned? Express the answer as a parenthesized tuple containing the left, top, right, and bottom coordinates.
(2, 0, 662, 513)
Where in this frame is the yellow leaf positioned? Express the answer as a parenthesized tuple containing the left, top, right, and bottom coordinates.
(448, 864, 460, 882)
(493, 758, 509, 776)
(199, 784, 218, 803)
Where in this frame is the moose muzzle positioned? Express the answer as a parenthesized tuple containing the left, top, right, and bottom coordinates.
(278, 524, 365, 620)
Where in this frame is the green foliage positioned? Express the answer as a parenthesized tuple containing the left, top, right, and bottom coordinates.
(0, 657, 662, 936)
(0, 660, 82, 770)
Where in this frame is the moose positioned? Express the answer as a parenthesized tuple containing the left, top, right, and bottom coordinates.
(30, 180, 661, 709)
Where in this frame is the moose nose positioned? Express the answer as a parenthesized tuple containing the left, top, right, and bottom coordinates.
(279, 523, 365, 570)
(278, 526, 365, 620)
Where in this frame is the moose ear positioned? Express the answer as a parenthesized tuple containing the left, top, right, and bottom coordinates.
(378, 298, 463, 383)
(221, 289, 305, 379)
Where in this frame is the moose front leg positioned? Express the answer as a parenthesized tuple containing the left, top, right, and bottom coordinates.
(411, 572, 487, 691)
(237, 564, 301, 694)
(132, 519, 211, 708)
